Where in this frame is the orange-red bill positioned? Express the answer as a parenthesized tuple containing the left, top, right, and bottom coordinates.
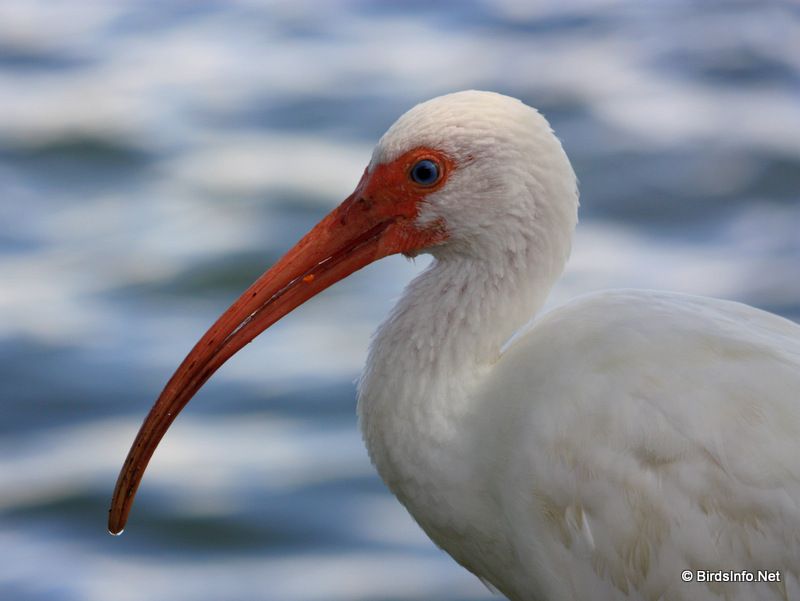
(108, 148, 451, 534)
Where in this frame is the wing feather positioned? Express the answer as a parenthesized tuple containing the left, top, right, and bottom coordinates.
(483, 290, 800, 600)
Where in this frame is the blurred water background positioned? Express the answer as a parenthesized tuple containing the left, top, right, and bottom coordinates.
(1, 1, 799, 600)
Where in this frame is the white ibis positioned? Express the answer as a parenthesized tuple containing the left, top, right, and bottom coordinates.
(110, 91, 800, 600)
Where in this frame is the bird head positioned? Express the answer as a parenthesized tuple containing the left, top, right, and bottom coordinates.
(108, 90, 577, 534)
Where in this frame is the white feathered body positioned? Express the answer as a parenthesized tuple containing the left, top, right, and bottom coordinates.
(356, 92, 800, 600)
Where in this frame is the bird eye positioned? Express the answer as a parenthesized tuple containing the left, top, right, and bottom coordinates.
(410, 159, 440, 186)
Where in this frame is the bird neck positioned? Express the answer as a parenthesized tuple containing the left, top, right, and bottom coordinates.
(357, 235, 568, 509)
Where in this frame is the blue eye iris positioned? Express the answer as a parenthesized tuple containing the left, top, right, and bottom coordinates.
(410, 159, 440, 186)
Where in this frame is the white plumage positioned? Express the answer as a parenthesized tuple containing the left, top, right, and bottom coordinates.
(111, 91, 800, 601)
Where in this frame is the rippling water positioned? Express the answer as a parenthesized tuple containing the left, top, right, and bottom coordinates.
(1, 2, 799, 600)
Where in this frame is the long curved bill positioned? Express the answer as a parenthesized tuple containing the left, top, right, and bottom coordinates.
(108, 161, 446, 535)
